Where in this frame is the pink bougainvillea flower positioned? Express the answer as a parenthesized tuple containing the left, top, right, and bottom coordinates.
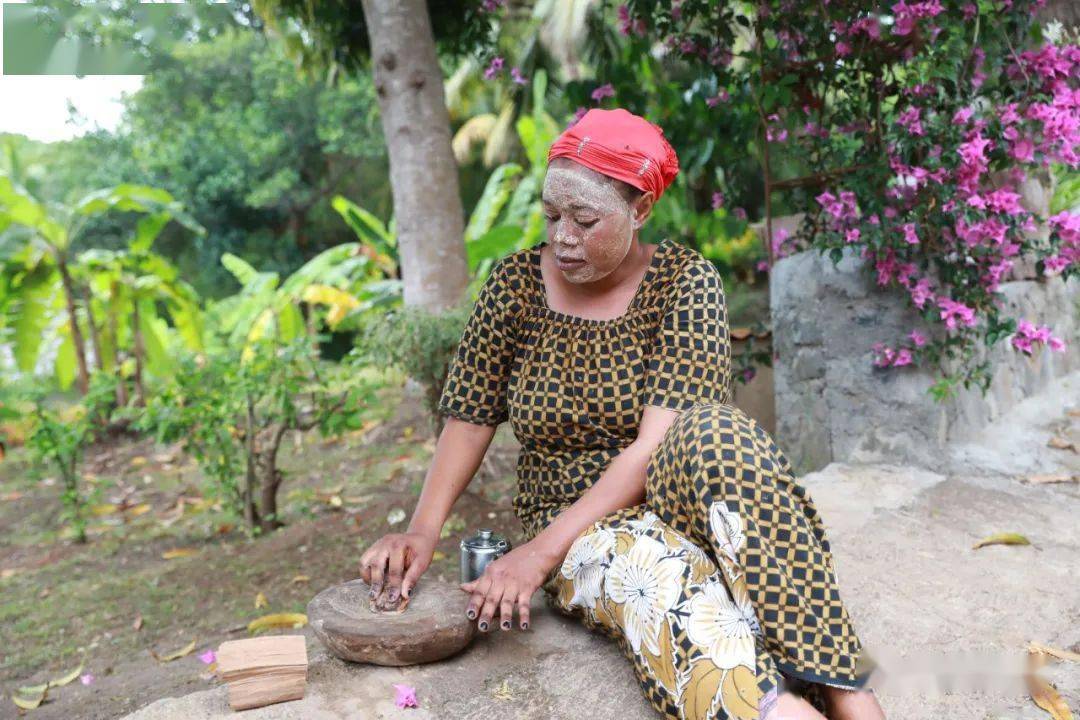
(937, 297, 977, 329)
(711, 191, 725, 210)
(902, 222, 919, 245)
(845, 228, 861, 244)
(742, 367, 757, 382)
(199, 649, 216, 665)
(706, 89, 729, 107)
(394, 683, 418, 709)
(590, 83, 615, 102)
(481, 0, 505, 11)
(952, 107, 974, 124)
(1043, 255, 1070, 275)
(910, 278, 933, 309)
(908, 330, 927, 347)
(80, 673, 94, 686)
(733, 207, 747, 220)
(510, 66, 528, 85)
(836, 41, 852, 57)
(483, 56, 504, 80)
(1048, 336, 1066, 352)
(566, 106, 589, 129)
(1010, 138, 1035, 162)
(766, 114, 788, 142)
(892, 348, 914, 367)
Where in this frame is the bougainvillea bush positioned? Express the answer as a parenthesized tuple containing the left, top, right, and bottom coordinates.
(631, 0, 1078, 399)
(479, 0, 1078, 400)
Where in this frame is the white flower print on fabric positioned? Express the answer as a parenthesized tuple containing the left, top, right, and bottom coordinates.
(671, 531, 712, 565)
(559, 526, 615, 610)
(709, 499, 745, 564)
(624, 509, 663, 534)
(685, 579, 759, 669)
(605, 535, 686, 657)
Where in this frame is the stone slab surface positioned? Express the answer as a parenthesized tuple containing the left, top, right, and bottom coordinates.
(123, 384, 1080, 720)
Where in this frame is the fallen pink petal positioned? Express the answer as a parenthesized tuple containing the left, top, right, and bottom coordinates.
(394, 683, 418, 708)
(198, 649, 216, 664)
(80, 673, 95, 686)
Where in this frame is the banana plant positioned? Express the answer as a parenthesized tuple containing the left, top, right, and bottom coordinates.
(76, 247, 203, 404)
(0, 177, 204, 394)
(210, 242, 389, 361)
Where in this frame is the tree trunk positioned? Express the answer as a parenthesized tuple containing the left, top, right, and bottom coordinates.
(56, 256, 90, 394)
(243, 397, 260, 531)
(256, 424, 289, 533)
(131, 301, 147, 407)
(86, 297, 104, 375)
(109, 284, 129, 407)
(360, 0, 470, 312)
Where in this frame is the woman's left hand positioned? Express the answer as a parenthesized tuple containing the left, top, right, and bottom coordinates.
(459, 540, 557, 632)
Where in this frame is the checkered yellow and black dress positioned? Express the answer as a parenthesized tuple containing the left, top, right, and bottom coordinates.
(438, 238, 875, 719)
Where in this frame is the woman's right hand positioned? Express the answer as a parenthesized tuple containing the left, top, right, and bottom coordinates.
(359, 531, 437, 602)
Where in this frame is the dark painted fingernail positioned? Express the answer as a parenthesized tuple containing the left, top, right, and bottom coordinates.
(521, 622, 529, 630)
(467, 609, 476, 619)
(369, 588, 375, 597)
(388, 589, 398, 602)
(501, 620, 511, 630)
(479, 621, 488, 631)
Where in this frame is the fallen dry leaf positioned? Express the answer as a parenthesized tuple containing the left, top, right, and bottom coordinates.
(492, 678, 514, 700)
(161, 548, 199, 560)
(129, 456, 148, 467)
(290, 575, 310, 585)
(432, 551, 447, 561)
(125, 503, 152, 517)
(1047, 437, 1078, 453)
(150, 639, 196, 663)
(1029, 674, 1073, 720)
(254, 592, 268, 609)
(1, 568, 18, 580)
(48, 663, 84, 688)
(973, 532, 1031, 550)
(1024, 474, 1079, 485)
(91, 504, 119, 517)
(11, 685, 47, 710)
(133, 614, 144, 632)
(1029, 641, 1080, 663)
(247, 613, 307, 633)
(730, 327, 752, 341)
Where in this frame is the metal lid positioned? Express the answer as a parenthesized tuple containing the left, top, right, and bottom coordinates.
(461, 528, 509, 550)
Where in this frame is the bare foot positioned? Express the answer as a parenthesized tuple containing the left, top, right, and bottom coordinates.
(822, 685, 886, 719)
(763, 691, 828, 719)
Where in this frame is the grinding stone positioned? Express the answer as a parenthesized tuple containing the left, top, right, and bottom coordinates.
(307, 578, 477, 666)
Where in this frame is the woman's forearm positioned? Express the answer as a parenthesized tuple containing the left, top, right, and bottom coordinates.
(529, 438, 656, 571)
(406, 417, 496, 541)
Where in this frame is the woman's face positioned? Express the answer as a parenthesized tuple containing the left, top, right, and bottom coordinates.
(541, 158, 648, 283)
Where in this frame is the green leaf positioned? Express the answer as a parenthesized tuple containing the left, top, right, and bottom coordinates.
(221, 252, 261, 287)
(465, 164, 523, 243)
(331, 196, 394, 253)
(12, 266, 60, 372)
(467, 226, 523, 273)
(132, 213, 171, 253)
(55, 328, 77, 390)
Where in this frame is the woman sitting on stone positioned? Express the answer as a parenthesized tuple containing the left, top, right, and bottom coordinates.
(360, 107, 885, 720)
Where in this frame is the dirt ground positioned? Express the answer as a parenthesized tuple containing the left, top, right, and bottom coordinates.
(0, 386, 523, 719)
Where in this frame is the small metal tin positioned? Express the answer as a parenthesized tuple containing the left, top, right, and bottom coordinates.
(460, 528, 511, 584)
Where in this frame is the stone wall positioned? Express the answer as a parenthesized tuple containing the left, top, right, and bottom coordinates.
(769, 245, 1079, 474)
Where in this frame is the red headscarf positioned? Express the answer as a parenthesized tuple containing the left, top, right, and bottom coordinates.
(546, 108, 680, 202)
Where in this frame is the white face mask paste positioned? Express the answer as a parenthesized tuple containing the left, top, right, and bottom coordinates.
(541, 163, 640, 283)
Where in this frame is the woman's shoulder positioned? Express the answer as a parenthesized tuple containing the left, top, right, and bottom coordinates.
(651, 240, 724, 304)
